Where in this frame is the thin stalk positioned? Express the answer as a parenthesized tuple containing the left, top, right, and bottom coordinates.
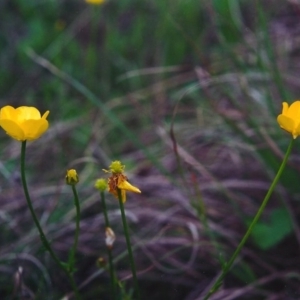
(68, 185, 81, 273)
(101, 191, 110, 227)
(21, 142, 61, 267)
(101, 191, 117, 300)
(192, 180, 225, 267)
(117, 189, 140, 300)
(20, 141, 81, 300)
(204, 138, 294, 299)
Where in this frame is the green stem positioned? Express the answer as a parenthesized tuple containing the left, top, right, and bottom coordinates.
(193, 181, 225, 267)
(101, 191, 117, 300)
(204, 138, 294, 299)
(101, 191, 110, 227)
(20, 141, 81, 300)
(68, 185, 81, 273)
(21, 142, 61, 266)
(117, 189, 140, 300)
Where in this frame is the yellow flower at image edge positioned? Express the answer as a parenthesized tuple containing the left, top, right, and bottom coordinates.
(277, 101, 300, 139)
(85, 0, 105, 5)
(0, 106, 49, 141)
(66, 169, 79, 185)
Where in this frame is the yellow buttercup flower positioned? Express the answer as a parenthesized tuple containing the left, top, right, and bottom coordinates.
(66, 169, 79, 185)
(104, 160, 141, 203)
(277, 101, 300, 139)
(0, 106, 49, 141)
(85, 0, 105, 5)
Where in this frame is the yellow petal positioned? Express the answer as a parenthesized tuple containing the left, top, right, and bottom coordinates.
(42, 110, 50, 119)
(16, 106, 41, 120)
(277, 115, 294, 135)
(293, 123, 300, 139)
(36, 119, 49, 138)
(22, 119, 49, 141)
(286, 101, 300, 120)
(118, 180, 141, 194)
(0, 119, 25, 140)
(0, 106, 18, 121)
(282, 102, 289, 114)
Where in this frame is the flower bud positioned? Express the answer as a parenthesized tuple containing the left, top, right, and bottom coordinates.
(66, 169, 79, 185)
(105, 227, 116, 249)
(96, 257, 106, 268)
(94, 178, 108, 192)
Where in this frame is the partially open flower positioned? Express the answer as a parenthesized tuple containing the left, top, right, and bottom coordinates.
(104, 160, 141, 203)
(277, 101, 300, 139)
(0, 106, 49, 141)
(66, 169, 79, 185)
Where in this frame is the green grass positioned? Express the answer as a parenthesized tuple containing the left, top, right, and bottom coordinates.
(1, 0, 300, 299)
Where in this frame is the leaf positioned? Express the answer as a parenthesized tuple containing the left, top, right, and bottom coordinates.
(251, 208, 293, 250)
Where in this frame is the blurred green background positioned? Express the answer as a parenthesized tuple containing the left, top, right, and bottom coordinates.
(1, 0, 300, 299)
